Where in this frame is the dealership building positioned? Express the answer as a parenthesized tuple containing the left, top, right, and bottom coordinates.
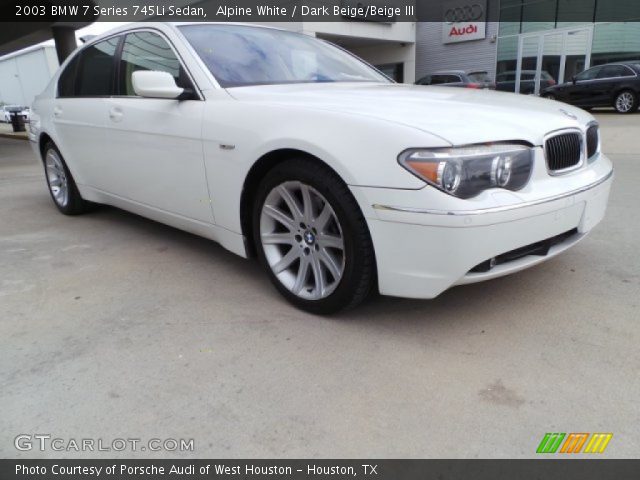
(297, 0, 640, 96)
(416, 0, 640, 95)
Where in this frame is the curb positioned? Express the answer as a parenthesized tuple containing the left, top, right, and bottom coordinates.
(0, 133, 29, 141)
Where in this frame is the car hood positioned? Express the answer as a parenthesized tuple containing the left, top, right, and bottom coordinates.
(228, 83, 592, 146)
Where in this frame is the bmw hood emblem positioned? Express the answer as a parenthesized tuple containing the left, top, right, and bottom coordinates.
(559, 108, 578, 120)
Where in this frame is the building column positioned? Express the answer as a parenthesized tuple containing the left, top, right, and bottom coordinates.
(52, 26, 77, 63)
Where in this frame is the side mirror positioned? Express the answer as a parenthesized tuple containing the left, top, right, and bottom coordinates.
(132, 70, 184, 99)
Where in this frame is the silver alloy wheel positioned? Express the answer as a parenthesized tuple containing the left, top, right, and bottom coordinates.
(260, 181, 345, 300)
(45, 149, 69, 207)
(615, 92, 634, 113)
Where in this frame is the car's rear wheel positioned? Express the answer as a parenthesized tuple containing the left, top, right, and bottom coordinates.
(253, 159, 376, 314)
(43, 142, 94, 215)
(614, 90, 638, 114)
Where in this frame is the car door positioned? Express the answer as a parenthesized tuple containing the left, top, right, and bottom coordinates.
(496, 72, 516, 92)
(596, 64, 637, 106)
(103, 30, 212, 223)
(429, 74, 448, 86)
(430, 74, 462, 87)
(568, 66, 603, 106)
(51, 37, 120, 188)
(588, 65, 627, 106)
(445, 74, 465, 87)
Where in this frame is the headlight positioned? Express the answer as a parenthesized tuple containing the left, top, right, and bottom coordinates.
(398, 143, 534, 199)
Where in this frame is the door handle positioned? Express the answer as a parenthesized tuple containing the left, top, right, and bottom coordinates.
(109, 107, 123, 123)
(53, 106, 62, 118)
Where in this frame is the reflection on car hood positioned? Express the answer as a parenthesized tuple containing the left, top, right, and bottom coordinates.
(228, 83, 592, 146)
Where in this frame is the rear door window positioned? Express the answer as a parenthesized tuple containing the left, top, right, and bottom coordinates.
(75, 37, 119, 96)
(430, 75, 449, 85)
(598, 65, 634, 78)
(58, 54, 81, 98)
(431, 75, 460, 85)
(468, 72, 490, 83)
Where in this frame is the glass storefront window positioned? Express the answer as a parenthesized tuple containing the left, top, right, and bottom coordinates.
(591, 22, 640, 66)
(557, 0, 595, 24)
(595, 0, 640, 22)
(496, 36, 518, 92)
(496, 1, 640, 95)
(500, 0, 640, 30)
(496, 36, 518, 74)
(499, 0, 523, 36)
(521, 0, 556, 33)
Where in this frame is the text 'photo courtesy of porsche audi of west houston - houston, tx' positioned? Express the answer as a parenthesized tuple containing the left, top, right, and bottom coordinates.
(28, 23, 613, 314)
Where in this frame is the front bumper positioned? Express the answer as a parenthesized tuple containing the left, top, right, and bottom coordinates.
(351, 155, 613, 299)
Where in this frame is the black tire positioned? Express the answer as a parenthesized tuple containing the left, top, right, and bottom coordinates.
(252, 158, 376, 314)
(613, 90, 638, 114)
(42, 141, 94, 215)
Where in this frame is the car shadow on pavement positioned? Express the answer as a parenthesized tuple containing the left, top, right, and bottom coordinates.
(40, 201, 572, 327)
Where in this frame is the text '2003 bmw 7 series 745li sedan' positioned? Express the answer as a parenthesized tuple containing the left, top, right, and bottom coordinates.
(29, 23, 613, 314)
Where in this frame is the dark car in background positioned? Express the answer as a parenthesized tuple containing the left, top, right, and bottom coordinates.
(495, 70, 556, 95)
(416, 70, 495, 89)
(542, 62, 640, 114)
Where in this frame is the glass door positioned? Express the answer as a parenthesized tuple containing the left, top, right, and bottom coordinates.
(517, 36, 540, 94)
(540, 33, 564, 94)
(563, 28, 592, 83)
(516, 27, 593, 96)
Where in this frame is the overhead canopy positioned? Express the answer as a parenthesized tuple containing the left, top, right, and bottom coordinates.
(0, 21, 93, 58)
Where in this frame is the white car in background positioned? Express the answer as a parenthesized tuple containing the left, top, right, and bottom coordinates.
(28, 23, 613, 314)
(1, 106, 12, 122)
(2, 105, 30, 122)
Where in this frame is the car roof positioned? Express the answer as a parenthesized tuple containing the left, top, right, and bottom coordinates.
(431, 70, 462, 75)
(595, 61, 640, 71)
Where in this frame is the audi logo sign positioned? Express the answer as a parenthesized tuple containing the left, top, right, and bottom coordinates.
(442, 0, 487, 44)
(444, 4, 484, 23)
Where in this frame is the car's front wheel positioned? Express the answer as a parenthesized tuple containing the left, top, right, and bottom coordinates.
(253, 159, 376, 314)
(614, 90, 638, 114)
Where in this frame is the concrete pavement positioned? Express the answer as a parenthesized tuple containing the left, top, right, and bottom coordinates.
(0, 122, 28, 141)
(1, 114, 639, 459)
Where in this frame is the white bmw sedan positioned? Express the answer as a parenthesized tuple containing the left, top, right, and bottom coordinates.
(29, 23, 613, 314)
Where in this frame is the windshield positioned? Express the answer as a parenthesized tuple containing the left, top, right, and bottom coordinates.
(179, 24, 389, 88)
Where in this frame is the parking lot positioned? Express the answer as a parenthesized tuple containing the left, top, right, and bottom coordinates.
(1, 112, 639, 459)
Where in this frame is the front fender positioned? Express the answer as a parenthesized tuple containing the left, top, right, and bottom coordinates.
(201, 101, 448, 233)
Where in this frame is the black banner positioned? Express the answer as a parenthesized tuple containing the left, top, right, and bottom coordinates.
(2, 0, 640, 23)
(1, 460, 640, 480)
